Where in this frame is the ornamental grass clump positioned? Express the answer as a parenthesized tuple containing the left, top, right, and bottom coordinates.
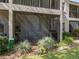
(37, 37, 55, 54)
(15, 40, 32, 53)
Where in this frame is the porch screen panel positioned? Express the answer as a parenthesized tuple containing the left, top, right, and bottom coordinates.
(13, 0, 32, 6)
(51, 0, 60, 9)
(21, 0, 25, 5)
(31, 0, 39, 7)
(13, 0, 21, 4)
(77, 8, 79, 18)
(25, 0, 32, 6)
(6, 0, 8, 3)
(13, 0, 16, 4)
(0, 0, 5, 2)
(0, 24, 4, 33)
(0, 0, 8, 3)
(40, 0, 50, 8)
(69, 4, 77, 18)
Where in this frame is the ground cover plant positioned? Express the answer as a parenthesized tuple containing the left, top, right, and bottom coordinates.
(22, 47, 79, 59)
(0, 36, 8, 54)
(15, 40, 32, 54)
(37, 37, 55, 54)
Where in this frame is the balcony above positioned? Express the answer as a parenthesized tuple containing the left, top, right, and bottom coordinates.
(0, 0, 60, 10)
(0, 3, 61, 15)
(13, 0, 60, 9)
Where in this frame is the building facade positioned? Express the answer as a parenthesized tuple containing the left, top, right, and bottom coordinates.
(0, 0, 78, 43)
(63, 0, 79, 34)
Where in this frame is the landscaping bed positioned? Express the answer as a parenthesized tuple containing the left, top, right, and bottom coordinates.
(0, 32, 79, 59)
(0, 43, 79, 59)
(22, 47, 79, 59)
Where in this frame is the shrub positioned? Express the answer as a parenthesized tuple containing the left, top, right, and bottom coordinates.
(0, 36, 8, 54)
(73, 28, 79, 36)
(62, 32, 74, 45)
(64, 36, 74, 44)
(74, 28, 79, 33)
(59, 36, 74, 47)
(37, 37, 55, 54)
(15, 40, 32, 53)
(63, 32, 73, 39)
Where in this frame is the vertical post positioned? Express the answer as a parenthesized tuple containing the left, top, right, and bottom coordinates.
(59, 0, 63, 41)
(39, 0, 40, 7)
(9, 10, 13, 40)
(77, 7, 78, 18)
(9, 0, 13, 39)
(60, 16, 63, 41)
(65, 20, 69, 32)
(64, 0, 69, 32)
(8, 9, 14, 49)
(9, 0, 13, 3)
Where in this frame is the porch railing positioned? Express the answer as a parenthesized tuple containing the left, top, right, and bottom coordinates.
(13, 0, 60, 9)
(0, 0, 60, 9)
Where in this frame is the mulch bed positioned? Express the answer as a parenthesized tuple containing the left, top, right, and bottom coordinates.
(0, 40, 79, 59)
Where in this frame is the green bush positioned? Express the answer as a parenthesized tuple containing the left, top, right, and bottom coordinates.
(72, 28, 79, 36)
(59, 36, 74, 46)
(63, 32, 74, 45)
(0, 36, 8, 54)
(37, 37, 55, 54)
(64, 36, 74, 44)
(62, 32, 74, 45)
(15, 40, 32, 53)
(74, 28, 79, 33)
(63, 32, 73, 39)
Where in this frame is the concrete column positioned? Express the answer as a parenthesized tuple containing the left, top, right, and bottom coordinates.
(65, 20, 69, 32)
(59, 0, 63, 41)
(9, 0, 13, 3)
(64, 0, 70, 32)
(59, 16, 63, 41)
(9, 10, 13, 40)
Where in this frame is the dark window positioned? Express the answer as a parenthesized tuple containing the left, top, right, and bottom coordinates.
(63, 23, 65, 32)
(3, 0, 5, 2)
(40, 0, 50, 8)
(13, 0, 60, 9)
(62, 3, 65, 10)
(69, 4, 77, 18)
(51, 0, 60, 9)
(0, 24, 4, 33)
(31, 0, 39, 7)
(0, 0, 8, 3)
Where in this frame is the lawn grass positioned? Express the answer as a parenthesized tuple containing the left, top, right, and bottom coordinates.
(22, 47, 79, 59)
